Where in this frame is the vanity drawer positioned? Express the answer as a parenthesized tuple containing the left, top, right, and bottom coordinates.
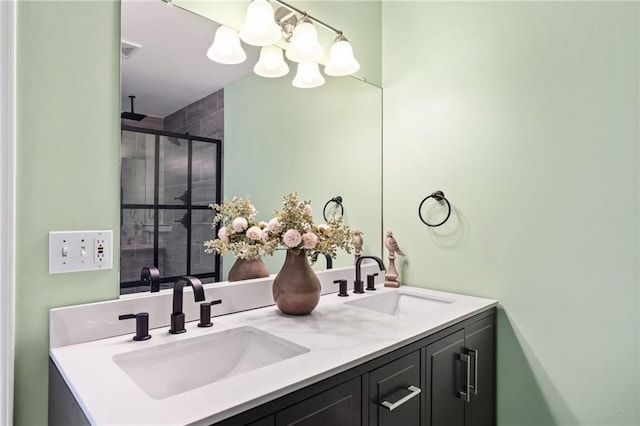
(368, 350, 421, 426)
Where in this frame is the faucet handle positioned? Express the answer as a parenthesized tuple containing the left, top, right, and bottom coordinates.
(366, 273, 378, 291)
(334, 279, 349, 297)
(118, 312, 151, 341)
(198, 299, 222, 328)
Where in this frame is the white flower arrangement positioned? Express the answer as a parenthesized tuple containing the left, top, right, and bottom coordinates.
(204, 197, 278, 260)
(204, 192, 353, 261)
(266, 192, 353, 258)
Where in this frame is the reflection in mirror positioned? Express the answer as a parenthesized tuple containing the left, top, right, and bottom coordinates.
(120, 128, 222, 294)
(120, 0, 382, 295)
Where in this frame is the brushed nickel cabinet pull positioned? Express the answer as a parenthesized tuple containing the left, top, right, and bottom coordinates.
(468, 348, 479, 395)
(459, 353, 471, 402)
(381, 385, 422, 411)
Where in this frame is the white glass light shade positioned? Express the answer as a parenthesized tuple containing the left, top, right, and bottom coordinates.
(292, 62, 325, 89)
(239, 0, 281, 46)
(254, 46, 289, 78)
(325, 38, 360, 76)
(207, 26, 247, 65)
(285, 18, 323, 63)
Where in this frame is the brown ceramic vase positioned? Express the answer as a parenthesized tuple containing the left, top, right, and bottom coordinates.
(272, 250, 321, 315)
(228, 258, 270, 282)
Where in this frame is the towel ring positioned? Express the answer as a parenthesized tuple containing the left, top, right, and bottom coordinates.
(418, 191, 451, 227)
(323, 196, 344, 221)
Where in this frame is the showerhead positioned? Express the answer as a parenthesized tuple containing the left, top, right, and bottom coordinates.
(121, 95, 147, 121)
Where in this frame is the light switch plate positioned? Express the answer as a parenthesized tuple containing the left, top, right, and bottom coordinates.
(49, 230, 113, 274)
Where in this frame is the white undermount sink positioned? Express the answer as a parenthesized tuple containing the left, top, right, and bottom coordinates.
(113, 326, 309, 400)
(346, 290, 454, 319)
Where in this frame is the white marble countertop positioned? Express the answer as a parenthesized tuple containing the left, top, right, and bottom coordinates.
(50, 285, 497, 425)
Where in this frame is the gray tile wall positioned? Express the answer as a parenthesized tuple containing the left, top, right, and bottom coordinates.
(163, 89, 223, 278)
(163, 89, 224, 141)
(120, 90, 223, 293)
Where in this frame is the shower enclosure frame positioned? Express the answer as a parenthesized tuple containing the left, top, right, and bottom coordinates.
(120, 125, 222, 292)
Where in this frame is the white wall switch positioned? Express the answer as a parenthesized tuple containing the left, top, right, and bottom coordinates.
(49, 230, 113, 274)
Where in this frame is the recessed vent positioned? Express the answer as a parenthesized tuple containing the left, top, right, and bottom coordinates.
(121, 41, 142, 59)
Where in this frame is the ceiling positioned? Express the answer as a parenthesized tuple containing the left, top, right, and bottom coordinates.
(120, 0, 258, 118)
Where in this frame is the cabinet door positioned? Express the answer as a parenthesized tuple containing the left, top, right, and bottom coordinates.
(275, 377, 361, 426)
(425, 330, 466, 426)
(464, 317, 495, 426)
(246, 415, 275, 426)
(368, 350, 421, 426)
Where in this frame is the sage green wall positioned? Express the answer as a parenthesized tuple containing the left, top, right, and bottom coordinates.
(382, 2, 639, 425)
(223, 73, 382, 276)
(15, 2, 120, 425)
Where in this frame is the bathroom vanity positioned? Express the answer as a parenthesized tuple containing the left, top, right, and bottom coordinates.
(214, 308, 495, 426)
(49, 268, 497, 426)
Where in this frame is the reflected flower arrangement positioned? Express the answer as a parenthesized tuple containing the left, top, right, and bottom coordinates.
(204, 192, 353, 260)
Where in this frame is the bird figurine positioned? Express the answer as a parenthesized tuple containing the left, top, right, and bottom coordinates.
(352, 230, 364, 256)
(385, 231, 405, 257)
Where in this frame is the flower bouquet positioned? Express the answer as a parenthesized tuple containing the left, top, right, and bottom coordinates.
(266, 192, 353, 315)
(204, 192, 353, 312)
(266, 192, 353, 258)
(204, 197, 276, 281)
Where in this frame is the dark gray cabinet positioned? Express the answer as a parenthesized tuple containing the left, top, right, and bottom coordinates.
(49, 359, 90, 426)
(253, 312, 495, 426)
(463, 316, 495, 426)
(424, 316, 495, 426)
(425, 330, 466, 426)
(368, 350, 421, 426)
(247, 415, 275, 426)
(276, 377, 361, 426)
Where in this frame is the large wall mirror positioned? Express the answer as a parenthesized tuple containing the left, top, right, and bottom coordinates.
(120, 0, 382, 295)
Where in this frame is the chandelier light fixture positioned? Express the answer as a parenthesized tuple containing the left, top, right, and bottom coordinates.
(207, 25, 247, 65)
(206, 0, 360, 88)
(284, 16, 323, 63)
(325, 34, 360, 77)
(254, 45, 289, 78)
(239, 0, 281, 46)
(292, 61, 325, 89)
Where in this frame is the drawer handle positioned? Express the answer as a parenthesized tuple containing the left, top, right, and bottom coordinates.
(380, 385, 422, 411)
(468, 348, 479, 395)
(459, 354, 471, 402)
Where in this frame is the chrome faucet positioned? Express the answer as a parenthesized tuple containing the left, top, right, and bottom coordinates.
(170, 276, 205, 334)
(310, 251, 333, 269)
(354, 256, 385, 293)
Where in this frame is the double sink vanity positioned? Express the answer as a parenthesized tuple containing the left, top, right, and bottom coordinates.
(49, 264, 497, 425)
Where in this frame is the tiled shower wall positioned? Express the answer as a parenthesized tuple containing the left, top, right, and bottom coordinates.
(120, 89, 223, 292)
(163, 89, 224, 140)
(163, 89, 223, 282)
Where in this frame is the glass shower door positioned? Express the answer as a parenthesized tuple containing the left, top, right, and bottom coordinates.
(120, 127, 221, 294)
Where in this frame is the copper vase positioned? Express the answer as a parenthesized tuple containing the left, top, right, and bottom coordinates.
(272, 250, 321, 315)
(228, 258, 270, 282)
